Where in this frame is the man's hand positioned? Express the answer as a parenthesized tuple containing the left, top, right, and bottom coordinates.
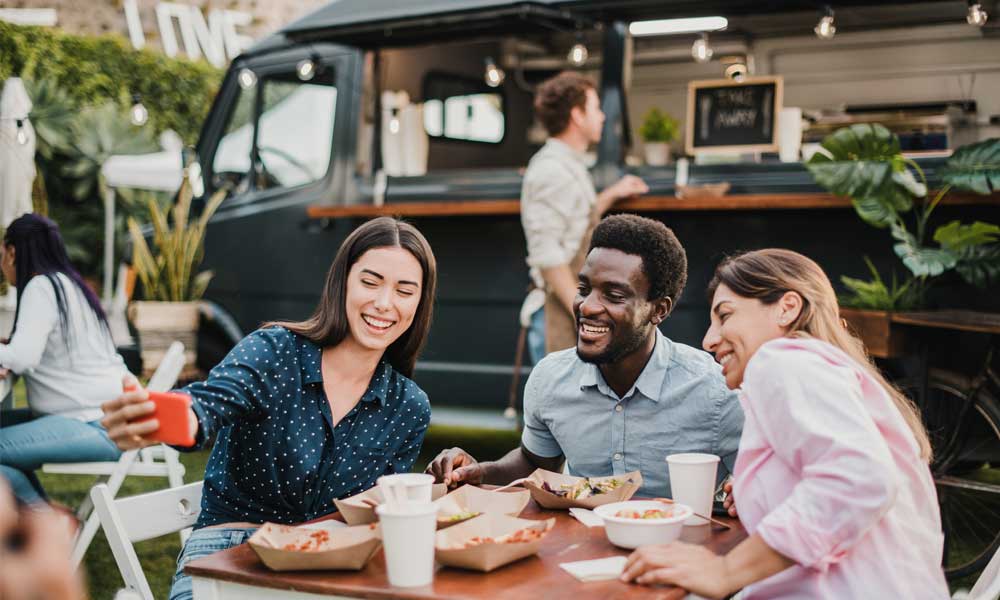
(597, 175, 649, 215)
(425, 447, 485, 487)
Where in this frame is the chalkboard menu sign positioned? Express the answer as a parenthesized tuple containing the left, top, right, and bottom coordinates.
(685, 76, 783, 155)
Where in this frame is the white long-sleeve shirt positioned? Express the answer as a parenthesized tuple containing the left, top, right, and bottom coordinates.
(0, 273, 127, 421)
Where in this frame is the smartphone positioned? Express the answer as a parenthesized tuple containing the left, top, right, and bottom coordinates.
(127, 384, 195, 447)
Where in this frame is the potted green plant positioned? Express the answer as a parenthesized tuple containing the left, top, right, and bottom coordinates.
(639, 108, 679, 167)
(127, 174, 226, 377)
(805, 124, 1000, 356)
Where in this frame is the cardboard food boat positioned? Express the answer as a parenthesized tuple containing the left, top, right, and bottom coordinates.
(333, 483, 448, 525)
(435, 513, 555, 572)
(434, 484, 531, 528)
(248, 521, 381, 571)
(522, 468, 642, 510)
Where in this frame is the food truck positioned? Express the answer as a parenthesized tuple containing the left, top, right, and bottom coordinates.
(183, 0, 1000, 578)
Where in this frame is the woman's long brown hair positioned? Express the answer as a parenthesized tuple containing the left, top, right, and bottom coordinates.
(707, 248, 932, 462)
(267, 217, 437, 378)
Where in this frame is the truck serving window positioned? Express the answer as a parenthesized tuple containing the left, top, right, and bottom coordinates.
(212, 67, 337, 194)
(422, 72, 504, 144)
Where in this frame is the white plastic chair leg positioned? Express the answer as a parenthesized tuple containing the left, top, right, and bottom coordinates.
(71, 449, 139, 567)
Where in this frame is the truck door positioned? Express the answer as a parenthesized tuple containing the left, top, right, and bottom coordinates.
(194, 44, 363, 340)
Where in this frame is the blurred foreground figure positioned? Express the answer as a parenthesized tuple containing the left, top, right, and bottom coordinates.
(0, 477, 84, 600)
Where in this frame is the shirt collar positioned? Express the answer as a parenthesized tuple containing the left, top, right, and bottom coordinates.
(298, 340, 391, 406)
(544, 137, 588, 166)
(579, 329, 673, 402)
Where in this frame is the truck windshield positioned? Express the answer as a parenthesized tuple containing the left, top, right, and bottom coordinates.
(212, 68, 337, 194)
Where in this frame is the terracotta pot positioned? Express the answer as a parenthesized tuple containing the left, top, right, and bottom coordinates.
(840, 307, 908, 359)
(643, 142, 671, 166)
(128, 301, 200, 378)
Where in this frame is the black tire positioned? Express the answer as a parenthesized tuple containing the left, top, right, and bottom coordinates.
(901, 371, 1000, 580)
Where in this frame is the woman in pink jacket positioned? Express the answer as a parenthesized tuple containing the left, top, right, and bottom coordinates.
(621, 248, 948, 599)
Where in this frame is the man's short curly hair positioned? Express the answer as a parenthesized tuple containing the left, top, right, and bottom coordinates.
(589, 214, 688, 303)
(534, 71, 595, 136)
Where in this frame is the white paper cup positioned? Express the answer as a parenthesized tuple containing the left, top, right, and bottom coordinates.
(378, 473, 434, 504)
(666, 453, 719, 526)
(377, 502, 438, 587)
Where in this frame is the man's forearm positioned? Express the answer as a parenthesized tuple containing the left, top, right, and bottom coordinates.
(480, 447, 560, 485)
(540, 264, 578, 315)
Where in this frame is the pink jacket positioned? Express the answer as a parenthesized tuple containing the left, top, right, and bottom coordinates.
(733, 337, 948, 599)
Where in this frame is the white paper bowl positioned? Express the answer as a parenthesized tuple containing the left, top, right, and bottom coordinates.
(593, 501, 692, 549)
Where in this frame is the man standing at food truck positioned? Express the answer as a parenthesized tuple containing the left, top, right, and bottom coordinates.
(520, 71, 649, 364)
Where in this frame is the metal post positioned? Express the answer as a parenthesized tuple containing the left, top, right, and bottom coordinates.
(596, 21, 629, 185)
(101, 177, 115, 308)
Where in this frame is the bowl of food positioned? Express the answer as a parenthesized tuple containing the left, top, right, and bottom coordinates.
(593, 500, 692, 549)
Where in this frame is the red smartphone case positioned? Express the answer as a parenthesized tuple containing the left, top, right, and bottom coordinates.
(136, 391, 195, 447)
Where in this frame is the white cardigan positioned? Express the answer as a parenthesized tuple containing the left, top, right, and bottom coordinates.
(0, 273, 127, 421)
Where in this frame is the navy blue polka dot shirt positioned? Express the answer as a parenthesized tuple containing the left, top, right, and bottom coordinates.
(176, 326, 431, 528)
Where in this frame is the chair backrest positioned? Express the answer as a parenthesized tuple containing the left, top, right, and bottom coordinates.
(146, 341, 185, 393)
(92, 481, 203, 600)
(969, 545, 1000, 600)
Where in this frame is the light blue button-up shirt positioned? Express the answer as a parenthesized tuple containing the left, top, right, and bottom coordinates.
(521, 329, 743, 498)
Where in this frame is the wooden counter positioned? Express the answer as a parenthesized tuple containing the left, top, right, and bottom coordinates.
(307, 191, 997, 220)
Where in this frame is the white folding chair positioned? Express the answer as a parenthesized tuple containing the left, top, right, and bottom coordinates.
(42, 341, 188, 566)
(954, 547, 1000, 600)
(92, 481, 203, 600)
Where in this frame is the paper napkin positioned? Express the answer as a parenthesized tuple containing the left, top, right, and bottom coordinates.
(568, 507, 604, 527)
(559, 556, 628, 582)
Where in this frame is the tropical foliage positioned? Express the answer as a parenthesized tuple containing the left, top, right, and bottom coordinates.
(807, 125, 1000, 309)
(128, 177, 227, 302)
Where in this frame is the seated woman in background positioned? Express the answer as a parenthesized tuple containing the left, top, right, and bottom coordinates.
(621, 249, 948, 599)
(0, 214, 126, 505)
(100, 216, 437, 600)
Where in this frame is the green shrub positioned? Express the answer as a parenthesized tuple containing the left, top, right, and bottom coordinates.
(639, 108, 679, 143)
(0, 21, 222, 145)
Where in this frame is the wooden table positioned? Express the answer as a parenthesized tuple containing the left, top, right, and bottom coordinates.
(186, 499, 745, 600)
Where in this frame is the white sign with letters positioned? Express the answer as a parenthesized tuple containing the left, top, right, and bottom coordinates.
(123, 0, 252, 67)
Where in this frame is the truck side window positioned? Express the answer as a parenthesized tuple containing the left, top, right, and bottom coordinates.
(422, 72, 504, 144)
(255, 69, 337, 191)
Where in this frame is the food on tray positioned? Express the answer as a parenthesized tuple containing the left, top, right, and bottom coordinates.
(280, 529, 331, 552)
(441, 526, 546, 550)
(614, 508, 676, 520)
(541, 477, 631, 500)
(447, 511, 481, 522)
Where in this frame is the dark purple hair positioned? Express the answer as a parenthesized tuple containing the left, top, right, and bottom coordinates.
(3, 213, 108, 341)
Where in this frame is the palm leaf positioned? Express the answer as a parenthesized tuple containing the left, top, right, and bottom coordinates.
(940, 137, 1000, 195)
(955, 244, 1000, 288)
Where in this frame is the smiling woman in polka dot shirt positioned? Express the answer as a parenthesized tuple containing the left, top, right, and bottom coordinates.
(100, 217, 437, 600)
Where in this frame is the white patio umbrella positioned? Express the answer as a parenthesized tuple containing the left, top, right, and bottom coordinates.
(100, 130, 185, 346)
(0, 77, 36, 229)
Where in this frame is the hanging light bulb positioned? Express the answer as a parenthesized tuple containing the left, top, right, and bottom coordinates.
(567, 29, 589, 67)
(484, 57, 505, 88)
(967, 1, 989, 26)
(237, 68, 257, 89)
(296, 58, 316, 81)
(15, 119, 27, 145)
(815, 6, 836, 40)
(129, 94, 148, 126)
(388, 108, 401, 135)
(691, 33, 713, 63)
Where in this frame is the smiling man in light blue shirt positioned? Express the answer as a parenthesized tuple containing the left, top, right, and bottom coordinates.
(427, 214, 742, 498)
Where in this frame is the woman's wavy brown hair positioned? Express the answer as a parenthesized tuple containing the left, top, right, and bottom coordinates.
(707, 248, 932, 462)
(267, 217, 436, 378)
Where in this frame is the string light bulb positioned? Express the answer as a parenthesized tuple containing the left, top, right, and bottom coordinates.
(484, 57, 505, 88)
(237, 68, 257, 89)
(388, 108, 401, 135)
(691, 33, 713, 63)
(567, 29, 589, 67)
(129, 94, 148, 126)
(15, 119, 27, 145)
(815, 6, 836, 40)
(296, 58, 316, 81)
(967, 1, 989, 26)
